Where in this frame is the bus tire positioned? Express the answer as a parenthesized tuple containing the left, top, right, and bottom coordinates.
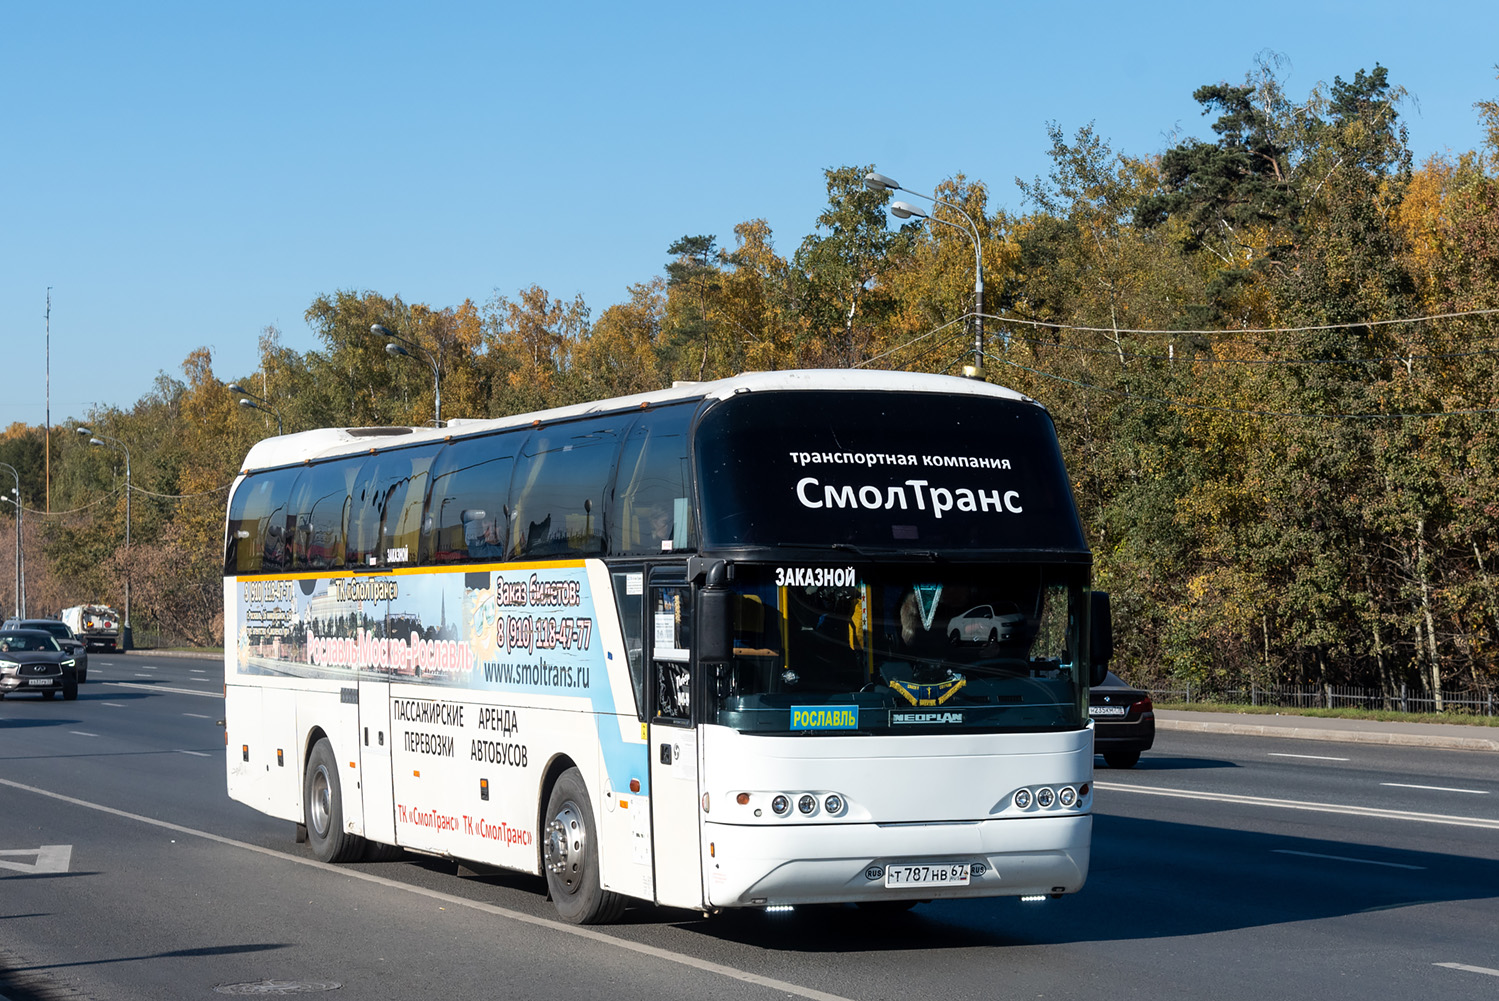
(363, 841, 406, 862)
(304, 738, 366, 863)
(543, 767, 626, 924)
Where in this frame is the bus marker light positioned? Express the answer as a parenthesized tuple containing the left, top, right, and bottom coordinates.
(1079, 783, 1089, 796)
(480, 779, 489, 801)
(702, 793, 711, 813)
(413, 770, 420, 777)
(764, 905, 795, 914)
(630, 779, 640, 793)
(736, 792, 750, 805)
(1020, 895, 1046, 902)
(242, 745, 249, 762)
(709, 842, 715, 858)
(277, 749, 284, 767)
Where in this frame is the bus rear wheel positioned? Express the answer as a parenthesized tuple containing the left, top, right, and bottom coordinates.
(304, 738, 366, 863)
(543, 767, 626, 924)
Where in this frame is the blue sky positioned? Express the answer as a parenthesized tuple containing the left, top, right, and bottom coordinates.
(2, 1, 1496, 430)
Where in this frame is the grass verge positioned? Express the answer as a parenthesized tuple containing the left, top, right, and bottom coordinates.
(1153, 701, 1499, 727)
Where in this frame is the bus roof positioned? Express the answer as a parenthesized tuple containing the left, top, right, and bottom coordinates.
(237, 369, 1039, 474)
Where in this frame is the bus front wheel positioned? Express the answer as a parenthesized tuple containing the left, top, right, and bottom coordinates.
(304, 738, 366, 863)
(543, 767, 626, 924)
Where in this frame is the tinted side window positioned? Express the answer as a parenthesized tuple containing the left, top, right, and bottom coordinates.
(610, 406, 694, 556)
(509, 420, 626, 559)
(226, 468, 301, 575)
(347, 448, 434, 568)
(425, 433, 518, 563)
(288, 460, 359, 572)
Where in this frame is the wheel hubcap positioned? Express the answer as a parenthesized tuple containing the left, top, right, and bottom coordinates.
(544, 799, 586, 894)
(310, 765, 332, 837)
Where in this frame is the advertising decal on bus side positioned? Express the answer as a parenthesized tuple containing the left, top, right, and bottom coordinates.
(233, 561, 650, 805)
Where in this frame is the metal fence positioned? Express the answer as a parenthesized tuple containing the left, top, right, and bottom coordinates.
(1147, 682, 1497, 717)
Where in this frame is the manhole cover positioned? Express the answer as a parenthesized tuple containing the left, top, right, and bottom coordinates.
(214, 981, 341, 995)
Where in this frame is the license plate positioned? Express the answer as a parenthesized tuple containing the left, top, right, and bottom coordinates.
(1089, 705, 1126, 717)
(28, 678, 55, 687)
(885, 863, 970, 887)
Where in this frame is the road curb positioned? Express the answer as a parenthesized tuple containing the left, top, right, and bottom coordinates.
(1156, 717, 1499, 753)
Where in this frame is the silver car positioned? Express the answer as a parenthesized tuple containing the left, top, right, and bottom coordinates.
(0, 629, 80, 701)
(2, 618, 89, 682)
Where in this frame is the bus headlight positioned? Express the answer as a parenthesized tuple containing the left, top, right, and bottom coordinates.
(1013, 788, 1033, 809)
(1035, 787, 1055, 808)
(771, 794, 791, 816)
(823, 794, 844, 814)
(1058, 786, 1077, 808)
(797, 794, 817, 815)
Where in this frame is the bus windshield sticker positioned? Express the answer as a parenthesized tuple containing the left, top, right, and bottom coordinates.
(790, 706, 859, 730)
(773, 567, 856, 588)
(891, 710, 964, 725)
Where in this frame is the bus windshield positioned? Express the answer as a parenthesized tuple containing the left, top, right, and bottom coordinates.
(710, 564, 1089, 734)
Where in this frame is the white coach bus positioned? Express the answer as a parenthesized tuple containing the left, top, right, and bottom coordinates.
(223, 370, 1113, 923)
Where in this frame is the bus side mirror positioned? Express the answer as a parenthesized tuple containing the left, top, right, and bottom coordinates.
(1089, 591, 1113, 687)
(699, 588, 732, 665)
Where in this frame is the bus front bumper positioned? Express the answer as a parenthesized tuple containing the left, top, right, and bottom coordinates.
(702, 813, 1091, 907)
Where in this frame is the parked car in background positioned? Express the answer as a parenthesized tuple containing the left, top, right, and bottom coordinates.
(0, 628, 79, 701)
(2, 619, 88, 682)
(1090, 671, 1155, 768)
(945, 602, 1027, 645)
(60, 604, 122, 652)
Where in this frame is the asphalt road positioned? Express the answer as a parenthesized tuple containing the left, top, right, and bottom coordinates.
(1, 652, 1496, 1000)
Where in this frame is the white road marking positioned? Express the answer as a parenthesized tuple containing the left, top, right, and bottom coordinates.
(104, 682, 220, 699)
(1268, 752, 1350, 761)
(0, 845, 73, 875)
(177, 750, 211, 757)
(1435, 962, 1499, 977)
(183, 713, 214, 719)
(69, 731, 99, 738)
(1094, 781, 1499, 830)
(0, 777, 856, 1001)
(189, 669, 206, 673)
(1381, 782, 1488, 795)
(1272, 849, 1424, 870)
(133, 673, 155, 678)
(100, 702, 127, 707)
(137, 666, 157, 670)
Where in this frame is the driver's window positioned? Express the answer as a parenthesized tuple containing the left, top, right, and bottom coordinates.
(651, 584, 693, 723)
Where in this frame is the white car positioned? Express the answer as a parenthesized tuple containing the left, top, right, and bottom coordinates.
(945, 603, 1026, 645)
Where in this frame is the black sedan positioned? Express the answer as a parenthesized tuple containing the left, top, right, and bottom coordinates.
(1090, 670, 1154, 768)
(0, 629, 80, 701)
(3, 618, 89, 682)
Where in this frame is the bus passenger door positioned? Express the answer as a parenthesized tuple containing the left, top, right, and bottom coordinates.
(647, 579, 703, 909)
(359, 679, 396, 845)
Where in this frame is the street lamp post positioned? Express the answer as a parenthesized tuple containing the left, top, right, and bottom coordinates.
(865, 172, 985, 378)
(372, 323, 443, 425)
(0, 461, 21, 618)
(77, 428, 131, 650)
(228, 384, 284, 436)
